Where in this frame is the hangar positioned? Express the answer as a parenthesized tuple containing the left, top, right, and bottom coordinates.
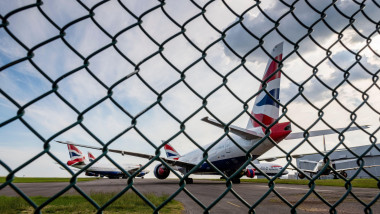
(296, 143, 380, 179)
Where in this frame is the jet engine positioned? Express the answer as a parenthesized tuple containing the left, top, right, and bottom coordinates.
(245, 168, 255, 178)
(154, 164, 170, 179)
(298, 172, 305, 179)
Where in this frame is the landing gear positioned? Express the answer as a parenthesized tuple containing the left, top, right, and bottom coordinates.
(340, 171, 348, 178)
(185, 178, 193, 184)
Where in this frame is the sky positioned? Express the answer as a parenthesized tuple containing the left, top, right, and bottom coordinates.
(0, 0, 379, 178)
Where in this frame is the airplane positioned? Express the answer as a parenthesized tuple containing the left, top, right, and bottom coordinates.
(245, 160, 289, 178)
(66, 144, 149, 179)
(295, 158, 375, 179)
(164, 142, 288, 178)
(292, 136, 380, 179)
(56, 42, 369, 184)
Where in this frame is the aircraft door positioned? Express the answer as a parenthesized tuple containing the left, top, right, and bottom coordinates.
(225, 139, 231, 154)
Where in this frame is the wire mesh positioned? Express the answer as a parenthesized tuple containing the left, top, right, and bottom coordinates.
(0, 0, 379, 213)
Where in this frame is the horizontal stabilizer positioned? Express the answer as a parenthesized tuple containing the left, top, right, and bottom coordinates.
(201, 117, 263, 140)
(285, 125, 370, 140)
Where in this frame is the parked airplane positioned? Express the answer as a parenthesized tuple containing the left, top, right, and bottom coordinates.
(57, 42, 368, 184)
(164, 143, 288, 178)
(246, 161, 289, 178)
(294, 136, 380, 179)
(66, 144, 149, 179)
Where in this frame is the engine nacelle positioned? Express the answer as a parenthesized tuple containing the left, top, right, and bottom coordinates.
(85, 171, 99, 177)
(270, 122, 292, 142)
(154, 164, 170, 180)
(245, 168, 255, 178)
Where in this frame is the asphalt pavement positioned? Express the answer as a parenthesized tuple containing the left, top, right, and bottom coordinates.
(1, 179, 379, 213)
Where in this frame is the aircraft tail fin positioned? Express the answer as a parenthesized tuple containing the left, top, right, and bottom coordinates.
(247, 42, 283, 130)
(67, 144, 86, 166)
(163, 141, 181, 160)
(88, 152, 96, 162)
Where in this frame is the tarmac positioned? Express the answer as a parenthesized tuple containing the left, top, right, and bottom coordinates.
(1, 178, 379, 213)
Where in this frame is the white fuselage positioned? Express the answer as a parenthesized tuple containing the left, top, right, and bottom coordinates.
(313, 160, 333, 174)
(72, 162, 148, 178)
(247, 162, 288, 176)
(175, 132, 279, 175)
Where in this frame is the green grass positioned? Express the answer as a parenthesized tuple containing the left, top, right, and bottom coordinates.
(240, 178, 379, 188)
(0, 177, 100, 183)
(0, 192, 183, 214)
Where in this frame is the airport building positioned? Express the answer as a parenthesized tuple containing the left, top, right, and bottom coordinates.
(296, 143, 380, 179)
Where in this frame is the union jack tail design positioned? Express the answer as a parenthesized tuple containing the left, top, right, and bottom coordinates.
(247, 42, 283, 130)
(67, 144, 85, 166)
(88, 152, 96, 162)
(163, 142, 180, 160)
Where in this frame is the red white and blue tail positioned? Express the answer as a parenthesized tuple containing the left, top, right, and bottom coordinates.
(88, 152, 96, 162)
(67, 144, 85, 166)
(247, 42, 283, 130)
(163, 142, 180, 160)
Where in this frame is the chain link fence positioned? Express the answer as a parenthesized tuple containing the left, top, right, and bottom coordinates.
(1, 0, 379, 213)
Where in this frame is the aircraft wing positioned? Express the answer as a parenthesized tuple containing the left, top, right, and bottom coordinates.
(335, 165, 380, 172)
(299, 160, 319, 164)
(287, 168, 316, 174)
(258, 125, 369, 162)
(58, 166, 80, 172)
(299, 169, 316, 174)
(55, 162, 80, 171)
(259, 155, 361, 163)
(55, 141, 196, 168)
(258, 154, 305, 162)
(332, 159, 357, 164)
(285, 125, 370, 140)
(127, 166, 142, 174)
(201, 117, 264, 140)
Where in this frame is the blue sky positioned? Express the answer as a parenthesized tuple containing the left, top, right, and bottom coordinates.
(0, 0, 379, 178)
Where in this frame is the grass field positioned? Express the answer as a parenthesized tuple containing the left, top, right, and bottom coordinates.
(240, 178, 379, 188)
(0, 192, 183, 214)
(0, 177, 100, 183)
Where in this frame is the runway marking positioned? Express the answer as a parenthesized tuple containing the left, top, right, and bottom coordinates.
(227, 201, 241, 208)
(254, 184, 333, 192)
(273, 186, 333, 192)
